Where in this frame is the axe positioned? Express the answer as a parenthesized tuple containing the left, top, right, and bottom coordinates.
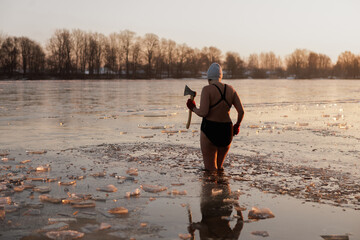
(184, 85, 197, 129)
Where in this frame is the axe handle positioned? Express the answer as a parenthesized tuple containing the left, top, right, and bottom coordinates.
(186, 95, 194, 129)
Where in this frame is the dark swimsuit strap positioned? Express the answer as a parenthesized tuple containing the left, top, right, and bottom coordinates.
(209, 84, 232, 109)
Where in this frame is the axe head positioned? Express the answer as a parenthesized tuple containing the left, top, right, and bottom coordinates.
(184, 85, 196, 97)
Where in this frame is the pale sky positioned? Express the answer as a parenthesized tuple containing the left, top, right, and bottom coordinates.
(1, 0, 359, 63)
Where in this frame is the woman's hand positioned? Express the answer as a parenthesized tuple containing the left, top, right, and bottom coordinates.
(233, 123, 240, 135)
(187, 99, 196, 111)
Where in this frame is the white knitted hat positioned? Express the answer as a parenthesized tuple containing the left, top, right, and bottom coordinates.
(207, 63, 223, 80)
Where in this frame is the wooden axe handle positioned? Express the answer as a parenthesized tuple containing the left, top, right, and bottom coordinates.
(186, 95, 194, 129)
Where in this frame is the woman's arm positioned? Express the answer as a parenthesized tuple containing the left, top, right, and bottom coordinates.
(193, 87, 209, 118)
(232, 91, 244, 125)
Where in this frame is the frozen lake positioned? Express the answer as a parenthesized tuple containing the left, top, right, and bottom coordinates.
(1, 79, 360, 239)
(1, 79, 359, 176)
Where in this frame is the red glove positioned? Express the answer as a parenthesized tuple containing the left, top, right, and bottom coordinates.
(233, 123, 240, 136)
(187, 99, 196, 111)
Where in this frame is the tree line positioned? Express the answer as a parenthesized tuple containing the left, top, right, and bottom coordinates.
(0, 29, 359, 79)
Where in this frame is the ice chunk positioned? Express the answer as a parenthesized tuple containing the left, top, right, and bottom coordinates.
(39, 194, 62, 203)
(48, 218, 77, 224)
(26, 150, 47, 154)
(126, 188, 140, 198)
(251, 231, 269, 237)
(179, 233, 192, 239)
(36, 164, 51, 172)
(71, 201, 96, 208)
(58, 181, 76, 186)
(99, 223, 111, 230)
(34, 186, 51, 193)
(45, 230, 84, 239)
(96, 184, 117, 192)
(172, 190, 187, 195)
(40, 222, 69, 232)
(91, 172, 106, 178)
(141, 184, 167, 193)
(321, 236, 349, 240)
(126, 168, 139, 176)
(108, 207, 128, 215)
(248, 207, 275, 219)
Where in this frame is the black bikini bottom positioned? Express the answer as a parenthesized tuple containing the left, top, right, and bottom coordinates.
(201, 118, 233, 147)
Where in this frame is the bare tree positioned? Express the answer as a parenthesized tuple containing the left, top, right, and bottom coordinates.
(118, 30, 135, 78)
(47, 29, 73, 75)
(0, 37, 20, 76)
(142, 33, 159, 78)
(247, 54, 259, 69)
(286, 49, 309, 78)
(131, 37, 142, 78)
(224, 52, 244, 79)
(162, 38, 176, 78)
(335, 51, 358, 78)
(104, 33, 119, 75)
(18, 37, 45, 76)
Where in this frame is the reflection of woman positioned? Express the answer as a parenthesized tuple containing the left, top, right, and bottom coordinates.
(190, 172, 243, 239)
(187, 63, 244, 171)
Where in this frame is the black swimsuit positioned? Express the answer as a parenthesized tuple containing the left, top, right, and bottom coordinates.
(201, 84, 233, 147)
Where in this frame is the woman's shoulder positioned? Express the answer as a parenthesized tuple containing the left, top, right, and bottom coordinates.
(225, 83, 236, 93)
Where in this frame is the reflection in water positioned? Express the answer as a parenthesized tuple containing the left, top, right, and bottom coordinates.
(190, 172, 243, 240)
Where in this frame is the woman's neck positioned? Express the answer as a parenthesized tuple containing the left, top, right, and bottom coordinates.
(208, 79, 221, 85)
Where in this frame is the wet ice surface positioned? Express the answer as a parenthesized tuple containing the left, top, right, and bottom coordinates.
(1, 79, 360, 239)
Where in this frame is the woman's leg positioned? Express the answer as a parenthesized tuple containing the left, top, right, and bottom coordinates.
(200, 132, 218, 171)
(216, 144, 231, 170)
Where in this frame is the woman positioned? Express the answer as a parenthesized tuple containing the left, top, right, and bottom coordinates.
(187, 63, 244, 171)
